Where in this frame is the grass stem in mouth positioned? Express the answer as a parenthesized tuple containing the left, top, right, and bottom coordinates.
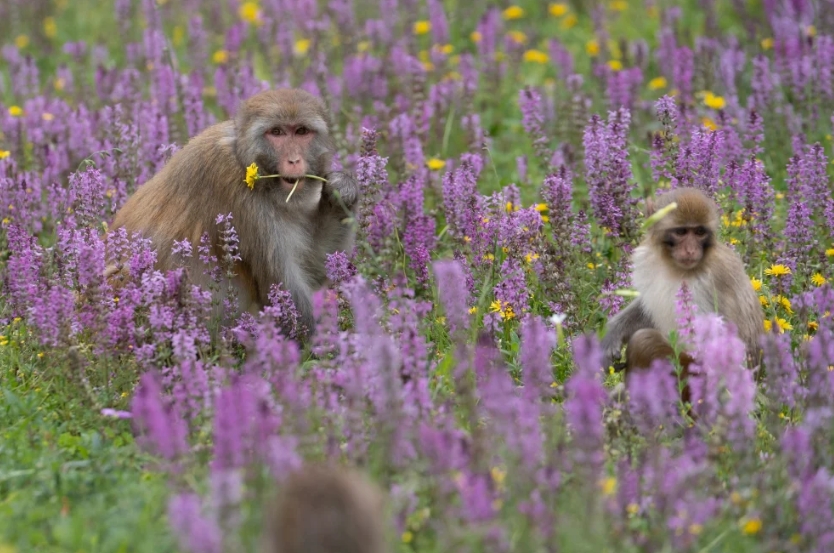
(285, 179, 299, 202)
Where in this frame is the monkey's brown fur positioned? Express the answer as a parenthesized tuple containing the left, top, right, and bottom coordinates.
(109, 89, 358, 332)
(264, 465, 389, 553)
(602, 187, 763, 370)
(625, 328, 695, 408)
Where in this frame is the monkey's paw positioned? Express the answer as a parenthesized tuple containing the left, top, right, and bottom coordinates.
(325, 172, 358, 209)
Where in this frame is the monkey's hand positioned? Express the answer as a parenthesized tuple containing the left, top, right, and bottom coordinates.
(324, 171, 358, 211)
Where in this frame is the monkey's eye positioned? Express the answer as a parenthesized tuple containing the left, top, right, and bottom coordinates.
(673, 228, 688, 236)
(694, 226, 707, 236)
(269, 127, 285, 136)
(295, 127, 309, 136)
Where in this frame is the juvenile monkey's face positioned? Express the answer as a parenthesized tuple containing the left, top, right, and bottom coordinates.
(660, 224, 712, 271)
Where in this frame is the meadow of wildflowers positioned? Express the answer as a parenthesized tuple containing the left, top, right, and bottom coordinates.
(2, 0, 834, 551)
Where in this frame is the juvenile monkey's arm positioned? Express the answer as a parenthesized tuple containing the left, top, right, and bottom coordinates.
(600, 299, 655, 371)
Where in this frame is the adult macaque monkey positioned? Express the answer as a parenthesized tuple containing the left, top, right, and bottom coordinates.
(601, 187, 763, 371)
(109, 88, 357, 333)
(263, 464, 390, 553)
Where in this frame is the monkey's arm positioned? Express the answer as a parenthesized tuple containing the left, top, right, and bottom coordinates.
(600, 299, 656, 371)
(316, 171, 358, 252)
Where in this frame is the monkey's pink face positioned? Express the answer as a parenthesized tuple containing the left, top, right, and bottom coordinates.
(663, 225, 712, 271)
(265, 124, 316, 188)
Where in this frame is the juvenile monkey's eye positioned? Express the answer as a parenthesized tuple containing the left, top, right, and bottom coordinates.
(674, 228, 688, 236)
(295, 127, 309, 136)
(694, 226, 707, 236)
(269, 127, 285, 136)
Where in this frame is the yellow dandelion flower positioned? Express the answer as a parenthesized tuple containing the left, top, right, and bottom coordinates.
(812, 273, 827, 286)
(759, 295, 769, 307)
(586, 40, 600, 56)
(561, 14, 577, 28)
(0, 151, 9, 160)
(212, 50, 229, 64)
(600, 477, 617, 496)
(541, 215, 549, 223)
(15, 35, 29, 49)
(440, 44, 454, 55)
(413, 20, 431, 35)
(401, 531, 414, 543)
(775, 295, 793, 313)
(587, 262, 596, 270)
(8, 106, 23, 117)
(43, 17, 57, 39)
(1, 218, 9, 225)
(534, 203, 548, 212)
(490, 466, 506, 485)
(435, 316, 446, 325)
(468, 306, 478, 314)
(508, 31, 527, 44)
(37, 352, 44, 359)
(549, 3, 569, 17)
(172, 25, 185, 47)
(765, 264, 792, 277)
(502, 306, 515, 320)
(502, 6, 525, 19)
(775, 318, 793, 333)
(702, 117, 718, 131)
(761, 37, 774, 50)
(426, 158, 446, 171)
(238, 1, 260, 23)
(608, 60, 623, 71)
(750, 277, 762, 291)
(689, 524, 703, 535)
(490, 300, 503, 313)
(523, 49, 549, 64)
(741, 517, 762, 535)
(703, 91, 726, 110)
(763, 320, 772, 332)
(245, 162, 259, 189)
(826, 248, 834, 257)
(470, 31, 483, 43)
(808, 321, 819, 332)
(294, 39, 311, 56)
(649, 76, 667, 90)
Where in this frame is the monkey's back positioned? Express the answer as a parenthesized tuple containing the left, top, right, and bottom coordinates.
(110, 121, 240, 269)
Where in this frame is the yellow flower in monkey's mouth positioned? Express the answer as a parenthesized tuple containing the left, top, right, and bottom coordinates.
(245, 163, 259, 189)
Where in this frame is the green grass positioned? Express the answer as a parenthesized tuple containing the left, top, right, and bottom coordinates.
(0, 332, 176, 552)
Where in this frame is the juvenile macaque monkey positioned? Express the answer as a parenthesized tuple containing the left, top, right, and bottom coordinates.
(109, 88, 357, 333)
(601, 187, 763, 370)
(263, 464, 389, 553)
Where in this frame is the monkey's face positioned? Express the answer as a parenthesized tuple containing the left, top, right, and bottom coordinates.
(660, 224, 713, 271)
(264, 124, 316, 186)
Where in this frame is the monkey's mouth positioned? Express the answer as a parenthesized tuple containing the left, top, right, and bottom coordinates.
(280, 177, 305, 189)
